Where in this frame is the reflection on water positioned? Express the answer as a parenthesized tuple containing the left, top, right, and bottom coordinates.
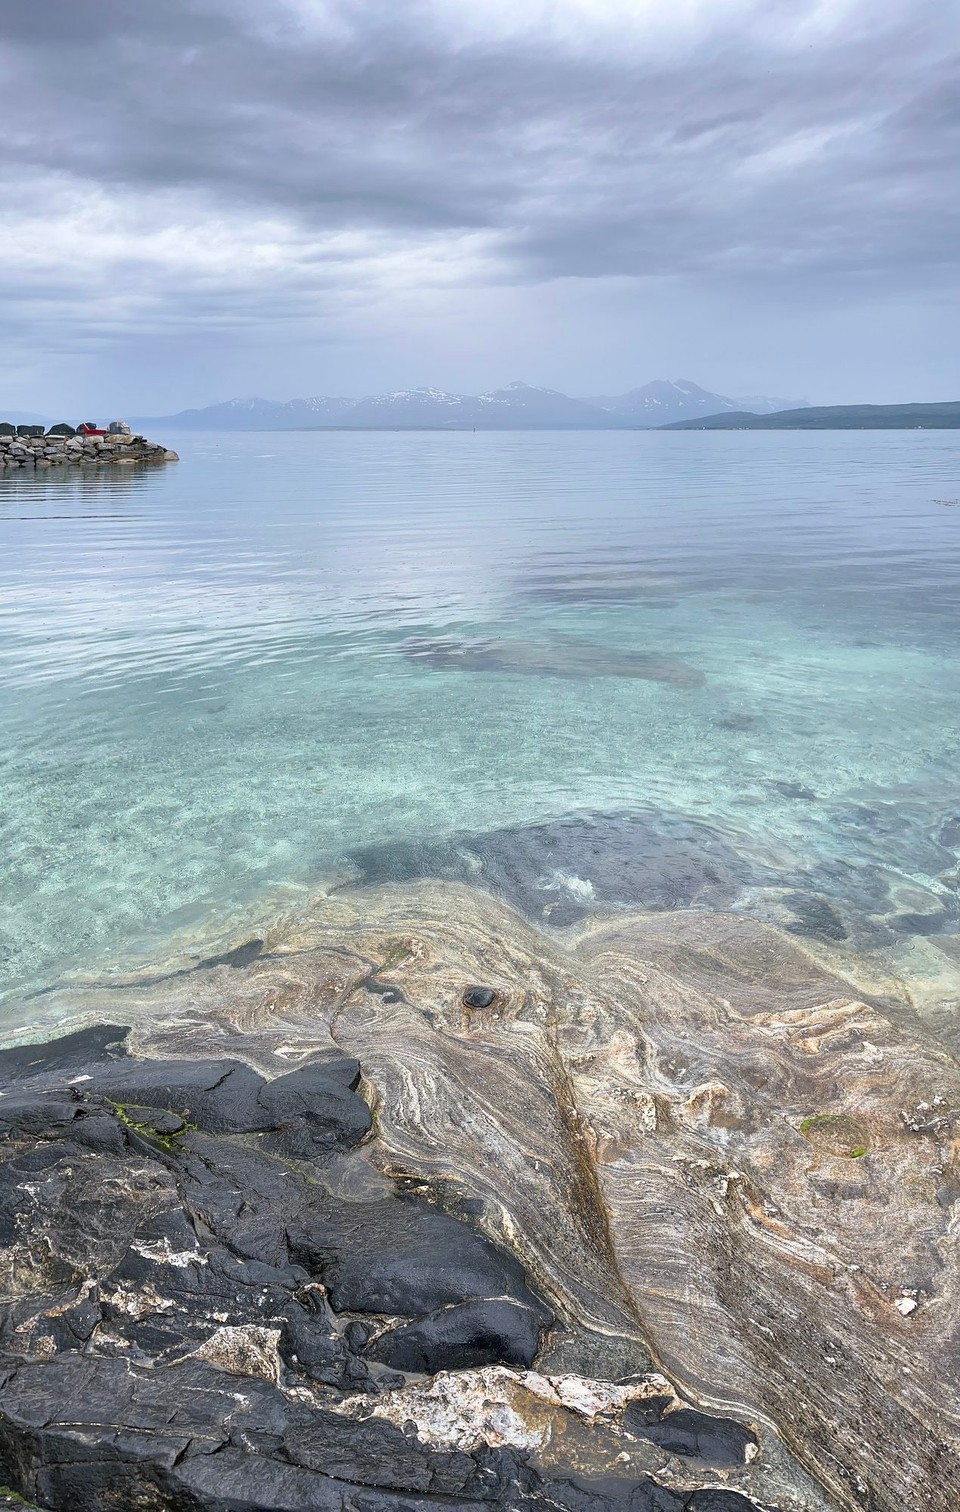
(1, 428, 959, 1021)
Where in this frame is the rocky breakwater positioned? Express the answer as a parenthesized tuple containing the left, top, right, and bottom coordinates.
(0, 423, 177, 471)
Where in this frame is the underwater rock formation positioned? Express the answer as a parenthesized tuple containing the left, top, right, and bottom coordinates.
(345, 810, 754, 926)
(402, 635, 706, 686)
(2, 884, 959, 1510)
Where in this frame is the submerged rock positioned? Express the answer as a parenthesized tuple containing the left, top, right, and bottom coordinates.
(346, 810, 756, 926)
(402, 635, 706, 686)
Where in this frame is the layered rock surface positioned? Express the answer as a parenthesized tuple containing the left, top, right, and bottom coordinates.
(2, 883, 958, 1510)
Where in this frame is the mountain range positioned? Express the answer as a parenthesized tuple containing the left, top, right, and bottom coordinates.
(129, 380, 809, 431)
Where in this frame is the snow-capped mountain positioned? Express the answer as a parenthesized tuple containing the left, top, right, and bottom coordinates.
(131, 381, 810, 430)
(129, 396, 355, 430)
(587, 380, 809, 425)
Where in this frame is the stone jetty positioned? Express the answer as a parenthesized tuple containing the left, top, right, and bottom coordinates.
(0, 420, 177, 471)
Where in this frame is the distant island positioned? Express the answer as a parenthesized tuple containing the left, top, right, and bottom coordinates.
(663, 400, 960, 430)
(129, 379, 808, 432)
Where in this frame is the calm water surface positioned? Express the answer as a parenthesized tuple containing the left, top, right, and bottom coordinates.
(2, 429, 959, 1019)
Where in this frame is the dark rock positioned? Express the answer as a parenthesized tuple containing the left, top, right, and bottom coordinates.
(770, 781, 817, 801)
(940, 816, 960, 850)
(0, 1025, 130, 1083)
(891, 910, 951, 936)
(347, 810, 756, 927)
(87, 1057, 270, 1134)
(289, 1196, 550, 1319)
(783, 894, 848, 943)
(402, 635, 706, 688)
(687, 1493, 762, 1511)
(463, 986, 497, 1010)
(713, 712, 759, 732)
(196, 936, 265, 970)
(623, 1400, 758, 1465)
(117, 1105, 186, 1136)
(45, 424, 77, 437)
(365, 977, 407, 1004)
(0, 1028, 785, 1512)
(15, 425, 44, 438)
(366, 1298, 546, 1373)
(256, 1057, 372, 1151)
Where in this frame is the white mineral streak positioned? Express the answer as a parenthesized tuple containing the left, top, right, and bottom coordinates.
(191, 1325, 283, 1383)
(131, 1237, 208, 1269)
(331, 1367, 678, 1453)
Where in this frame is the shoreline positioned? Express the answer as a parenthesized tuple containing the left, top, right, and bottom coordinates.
(1, 878, 958, 1509)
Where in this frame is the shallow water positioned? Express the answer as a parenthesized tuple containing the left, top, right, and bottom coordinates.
(2, 428, 959, 1020)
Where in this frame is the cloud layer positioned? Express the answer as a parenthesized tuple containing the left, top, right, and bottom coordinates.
(1, 0, 957, 408)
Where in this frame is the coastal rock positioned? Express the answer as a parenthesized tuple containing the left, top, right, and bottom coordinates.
(28, 880, 960, 1510)
(0, 1013, 787, 1512)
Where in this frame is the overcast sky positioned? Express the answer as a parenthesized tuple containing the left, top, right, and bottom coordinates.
(1, 0, 957, 413)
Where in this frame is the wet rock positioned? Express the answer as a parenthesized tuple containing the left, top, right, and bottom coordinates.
(347, 811, 756, 926)
(257, 1057, 372, 1151)
(890, 909, 951, 936)
(623, 1399, 758, 1466)
(713, 712, 759, 732)
(783, 893, 848, 943)
(87, 1058, 271, 1134)
(118, 1105, 185, 1136)
(463, 986, 497, 1009)
(769, 780, 817, 802)
(940, 816, 960, 850)
(402, 635, 706, 687)
(196, 935, 265, 970)
(366, 1299, 546, 1374)
(687, 1495, 761, 1512)
(289, 1196, 550, 1318)
(0, 1033, 601, 1511)
(0, 1023, 130, 1082)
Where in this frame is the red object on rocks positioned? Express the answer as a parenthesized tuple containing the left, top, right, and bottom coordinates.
(79, 422, 107, 436)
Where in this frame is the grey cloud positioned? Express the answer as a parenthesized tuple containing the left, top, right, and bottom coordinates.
(2, 0, 957, 275)
(0, 0, 957, 409)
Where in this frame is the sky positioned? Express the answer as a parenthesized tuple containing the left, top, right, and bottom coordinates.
(0, 0, 957, 414)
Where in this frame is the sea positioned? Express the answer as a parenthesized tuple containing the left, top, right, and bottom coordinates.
(2, 428, 959, 1029)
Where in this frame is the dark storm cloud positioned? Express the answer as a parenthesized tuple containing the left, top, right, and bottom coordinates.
(2, 0, 957, 284)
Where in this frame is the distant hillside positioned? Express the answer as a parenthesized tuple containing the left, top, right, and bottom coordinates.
(662, 401, 960, 430)
(130, 379, 805, 431)
(585, 379, 807, 426)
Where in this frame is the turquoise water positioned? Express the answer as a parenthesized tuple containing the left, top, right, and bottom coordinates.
(2, 429, 959, 1018)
